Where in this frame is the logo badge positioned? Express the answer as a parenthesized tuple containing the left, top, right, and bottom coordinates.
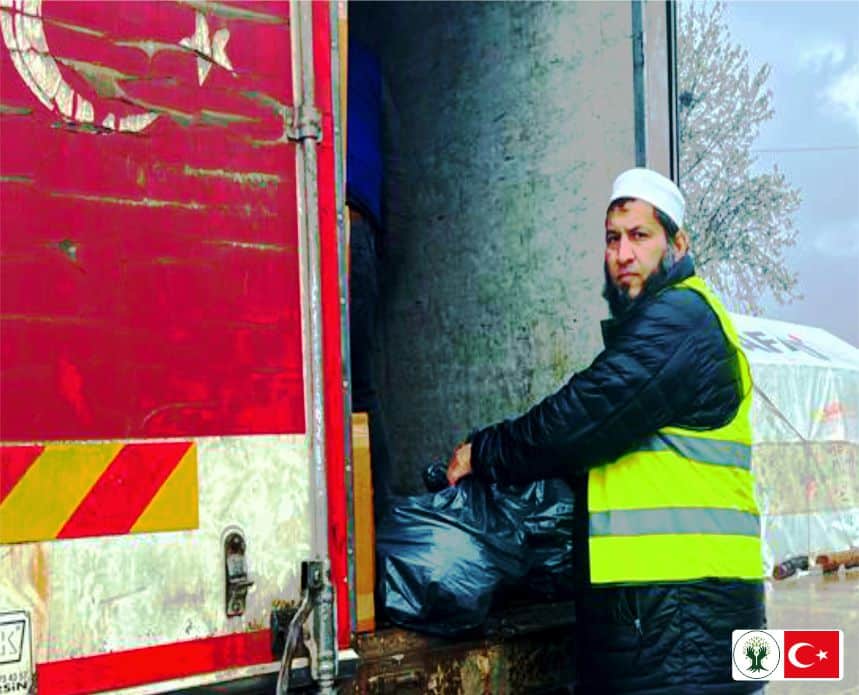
(732, 630, 780, 680)
(732, 629, 843, 681)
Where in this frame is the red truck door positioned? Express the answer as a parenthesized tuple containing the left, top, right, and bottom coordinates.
(0, 0, 348, 691)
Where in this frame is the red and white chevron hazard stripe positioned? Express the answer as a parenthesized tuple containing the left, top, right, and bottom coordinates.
(0, 441, 198, 543)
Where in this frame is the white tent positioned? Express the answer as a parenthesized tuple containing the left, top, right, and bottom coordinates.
(729, 313, 859, 575)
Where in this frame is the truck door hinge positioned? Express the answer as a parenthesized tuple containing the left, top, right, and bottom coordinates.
(287, 103, 323, 143)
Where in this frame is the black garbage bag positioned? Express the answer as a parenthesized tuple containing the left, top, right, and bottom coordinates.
(495, 477, 575, 601)
(376, 476, 574, 636)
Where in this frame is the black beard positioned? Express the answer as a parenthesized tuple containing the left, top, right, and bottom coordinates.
(602, 251, 677, 318)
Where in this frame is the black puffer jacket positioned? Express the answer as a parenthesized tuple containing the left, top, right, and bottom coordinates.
(469, 255, 765, 693)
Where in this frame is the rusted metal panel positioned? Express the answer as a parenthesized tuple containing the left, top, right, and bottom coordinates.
(1, 0, 304, 441)
(347, 602, 577, 694)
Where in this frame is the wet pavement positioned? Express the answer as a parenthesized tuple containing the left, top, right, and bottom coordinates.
(765, 567, 859, 694)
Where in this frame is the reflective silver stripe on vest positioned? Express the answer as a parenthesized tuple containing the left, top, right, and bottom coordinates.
(638, 433, 751, 470)
(590, 507, 761, 537)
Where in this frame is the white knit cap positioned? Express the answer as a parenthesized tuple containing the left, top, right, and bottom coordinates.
(609, 168, 685, 228)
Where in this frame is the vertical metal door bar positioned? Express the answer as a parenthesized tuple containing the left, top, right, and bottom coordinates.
(328, 0, 359, 636)
(632, 0, 647, 167)
(290, 0, 337, 691)
(665, 0, 680, 182)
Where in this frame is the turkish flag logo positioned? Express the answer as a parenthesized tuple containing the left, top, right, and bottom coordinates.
(783, 630, 841, 679)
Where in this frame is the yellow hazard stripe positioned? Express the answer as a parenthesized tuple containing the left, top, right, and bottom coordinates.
(0, 441, 199, 543)
(0, 443, 121, 543)
(131, 443, 198, 534)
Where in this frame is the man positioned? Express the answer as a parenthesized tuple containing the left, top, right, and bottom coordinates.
(447, 168, 765, 693)
(347, 38, 398, 516)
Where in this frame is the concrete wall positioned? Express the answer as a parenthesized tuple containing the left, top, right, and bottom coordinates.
(350, 2, 639, 492)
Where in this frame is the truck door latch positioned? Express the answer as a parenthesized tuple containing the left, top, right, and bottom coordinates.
(277, 560, 337, 694)
(225, 530, 254, 617)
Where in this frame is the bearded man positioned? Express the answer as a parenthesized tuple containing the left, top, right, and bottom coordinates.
(447, 168, 766, 694)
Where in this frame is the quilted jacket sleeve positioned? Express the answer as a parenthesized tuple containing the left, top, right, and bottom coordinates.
(469, 288, 740, 486)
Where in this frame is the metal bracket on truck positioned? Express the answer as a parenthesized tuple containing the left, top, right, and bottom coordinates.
(287, 103, 324, 143)
(224, 529, 255, 618)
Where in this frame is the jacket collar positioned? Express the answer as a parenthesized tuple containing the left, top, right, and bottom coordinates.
(601, 254, 697, 344)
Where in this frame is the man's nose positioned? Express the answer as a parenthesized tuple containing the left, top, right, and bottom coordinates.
(617, 234, 634, 262)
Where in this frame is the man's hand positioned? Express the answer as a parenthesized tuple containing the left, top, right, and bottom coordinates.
(446, 442, 473, 486)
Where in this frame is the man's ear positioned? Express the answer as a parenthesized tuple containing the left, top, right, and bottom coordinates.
(672, 228, 690, 260)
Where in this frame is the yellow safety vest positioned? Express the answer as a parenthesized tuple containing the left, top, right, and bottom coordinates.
(588, 276, 763, 584)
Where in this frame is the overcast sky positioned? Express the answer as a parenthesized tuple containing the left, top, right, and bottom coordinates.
(711, 1, 859, 346)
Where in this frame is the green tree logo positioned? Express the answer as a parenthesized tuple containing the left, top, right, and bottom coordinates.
(743, 635, 770, 673)
(733, 630, 780, 680)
